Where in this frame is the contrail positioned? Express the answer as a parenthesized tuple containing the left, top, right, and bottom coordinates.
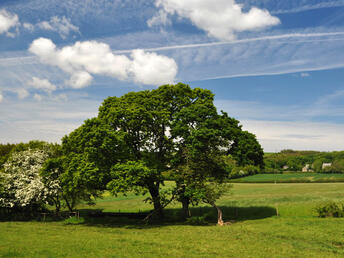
(193, 63, 344, 81)
(0, 56, 37, 66)
(1, 31, 344, 65)
(271, 1, 344, 14)
(113, 32, 344, 53)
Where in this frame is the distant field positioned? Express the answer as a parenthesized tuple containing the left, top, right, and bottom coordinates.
(1, 183, 344, 257)
(229, 173, 344, 183)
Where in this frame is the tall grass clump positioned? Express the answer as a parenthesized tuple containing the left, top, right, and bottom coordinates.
(315, 202, 344, 218)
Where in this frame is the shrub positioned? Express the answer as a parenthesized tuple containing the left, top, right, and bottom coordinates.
(229, 165, 261, 179)
(0, 148, 60, 212)
(63, 216, 85, 225)
(315, 202, 344, 218)
(186, 216, 208, 225)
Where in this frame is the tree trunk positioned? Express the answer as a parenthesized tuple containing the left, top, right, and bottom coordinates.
(177, 182, 191, 218)
(64, 196, 73, 212)
(148, 184, 163, 219)
(54, 197, 61, 215)
(211, 202, 224, 226)
(181, 197, 191, 218)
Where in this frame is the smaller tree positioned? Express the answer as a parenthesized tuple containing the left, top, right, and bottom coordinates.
(181, 181, 232, 225)
(41, 153, 103, 212)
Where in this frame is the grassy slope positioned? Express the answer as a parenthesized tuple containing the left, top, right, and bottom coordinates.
(1, 183, 344, 257)
(230, 173, 344, 183)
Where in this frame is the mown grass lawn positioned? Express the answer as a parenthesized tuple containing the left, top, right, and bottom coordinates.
(1, 183, 344, 257)
(229, 172, 344, 183)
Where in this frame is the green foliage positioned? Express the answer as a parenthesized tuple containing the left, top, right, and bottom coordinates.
(186, 216, 208, 225)
(331, 159, 344, 173)
(0, 141, 61, 170)
(229, 165, 261, 178)
(62, 118, 129, 186)
(315, 202, 344, 218)
(59, 83, 263, 218)
(63, 216, 85, 225)
(230, 131, 264, 168)
(264, 150, 344, 173)
(0, 143, 16, 168)
(107, 161, 162, 196)
(41, 154, 103, 212)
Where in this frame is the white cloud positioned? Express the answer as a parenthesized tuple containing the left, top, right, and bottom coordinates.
(23, 22, 34, 31)
(37, 16, 79, 39)
(16, 88, 29, 99)
(33, 94, 43, 101)
(29, 38, 177, 88)
(0, 9, 20, 37)
(53, 94, 68, 102)
(130, 49, 178, 85)
(0, 92, 3, 103)
(66, 71, 93, 89)
(38, 21, 53, 31)
(300, 72, 310, 77)
(27, 77, 56, 93)
(147, 9, 171, 27)
(150, 0, 280, 40)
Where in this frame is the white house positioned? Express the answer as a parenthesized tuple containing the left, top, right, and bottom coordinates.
(322, 163, 332, 169)
(302, 164, 311, 172)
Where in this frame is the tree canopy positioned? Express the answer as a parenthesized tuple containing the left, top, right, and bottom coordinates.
(60, 83, 264, 219)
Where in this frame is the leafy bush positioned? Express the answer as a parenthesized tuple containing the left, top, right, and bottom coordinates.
(63, 216, 85, 225)
(229, 165, 260, 179)
(186, 216, 208, 225)
(315, 202, 344, 218)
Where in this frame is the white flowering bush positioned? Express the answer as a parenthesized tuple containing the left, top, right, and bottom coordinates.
(0, 148, 60, 211)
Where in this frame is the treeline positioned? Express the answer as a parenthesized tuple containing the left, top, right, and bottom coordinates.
(264, 149, 344, 173)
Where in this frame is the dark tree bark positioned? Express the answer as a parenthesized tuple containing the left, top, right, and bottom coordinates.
(148, 183, 163, 219)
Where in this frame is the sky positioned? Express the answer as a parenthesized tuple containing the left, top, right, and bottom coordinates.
(0, 0, 344, 152)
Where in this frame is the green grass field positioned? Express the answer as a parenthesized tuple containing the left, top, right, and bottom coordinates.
(1, 183, 344, 257)
(230, 172, 344, 183)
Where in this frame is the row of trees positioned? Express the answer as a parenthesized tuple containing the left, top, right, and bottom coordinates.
(264, 149, 344, 173)
(0, 83, 264, 223)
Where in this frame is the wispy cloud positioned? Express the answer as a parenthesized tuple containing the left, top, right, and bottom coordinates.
(16, 88, 29, 99)
(35, 16, 79, 39)
(0, 9, 20, 37)
(300, 72, 310, 77)
(272, 1, 344, 14)
(199, 63, 344, 81)
(0, 95, 99, 143)
(216, 88, 344, 123)
(113, 31, 344, 53)
(27, 77, 56, 93)
(241, 120, 344, 152)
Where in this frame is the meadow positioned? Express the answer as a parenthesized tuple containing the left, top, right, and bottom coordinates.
(230, 172, 344, 183)
(1, 182, 344, 257)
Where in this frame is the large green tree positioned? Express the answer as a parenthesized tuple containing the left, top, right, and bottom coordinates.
(61, 83, 264, 219)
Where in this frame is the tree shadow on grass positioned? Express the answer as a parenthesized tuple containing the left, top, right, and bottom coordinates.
(76, 205, 277, 229)
(0, 206, 277, 228)
(189, 206, 277, 222)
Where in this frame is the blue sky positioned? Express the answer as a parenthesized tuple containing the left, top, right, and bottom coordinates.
(1, 0, 344, 152)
